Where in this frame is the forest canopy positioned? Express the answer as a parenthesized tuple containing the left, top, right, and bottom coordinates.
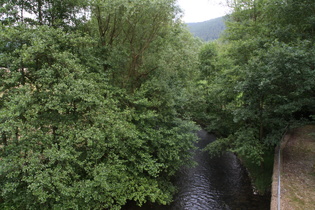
(1, 0, 314, 208)
(196, 0, 315, 192)
(0, 0, 201, 209)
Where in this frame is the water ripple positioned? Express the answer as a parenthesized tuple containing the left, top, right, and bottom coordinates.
(125, 130, 270, 210)
(169, 130, 270, 210)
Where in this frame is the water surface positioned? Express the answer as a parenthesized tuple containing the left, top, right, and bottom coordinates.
(126, 130, 270, 210)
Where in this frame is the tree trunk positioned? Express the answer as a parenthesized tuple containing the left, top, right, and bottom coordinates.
(2, 132, 7, 146)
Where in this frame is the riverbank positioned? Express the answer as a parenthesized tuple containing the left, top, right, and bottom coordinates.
(271, 125, 315, 210)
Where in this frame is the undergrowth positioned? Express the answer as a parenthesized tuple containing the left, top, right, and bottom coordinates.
(241, 149, 274, 195)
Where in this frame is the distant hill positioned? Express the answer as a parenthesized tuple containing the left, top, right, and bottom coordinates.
(186, 17, 226, 42)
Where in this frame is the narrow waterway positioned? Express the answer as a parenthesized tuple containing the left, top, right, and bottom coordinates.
(127, 130, 270, 209)
(168, 130, 270, 210)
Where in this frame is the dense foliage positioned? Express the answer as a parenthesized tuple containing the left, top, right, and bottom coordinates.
(196, 0, 315, 192)
(1, 0, 314, 207)
(0, 0, 201, 209)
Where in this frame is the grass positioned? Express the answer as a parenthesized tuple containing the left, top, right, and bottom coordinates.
(280, 125, 315, 209)
(291, 195, 305, 206)
(240, 149, 274, 195)
(308, 132, 315, 141)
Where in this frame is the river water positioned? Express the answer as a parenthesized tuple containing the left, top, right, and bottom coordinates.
(126, 130, 270, 210)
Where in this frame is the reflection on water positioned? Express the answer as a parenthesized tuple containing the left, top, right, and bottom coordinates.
(125, 130, 270, 210)
(169, 130, 270, 210)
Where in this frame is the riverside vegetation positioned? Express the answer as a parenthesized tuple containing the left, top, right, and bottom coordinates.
(0, 0, 314, 209)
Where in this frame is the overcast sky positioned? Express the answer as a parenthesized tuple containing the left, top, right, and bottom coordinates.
(177, 0, 230, 23)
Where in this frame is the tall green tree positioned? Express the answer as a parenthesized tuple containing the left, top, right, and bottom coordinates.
(0, 0, 88, 28)
(203, 0, 315, 164)
(0, 0, 202, 208)
(193, 0, 314, 194)
(89, 0, 182, 91)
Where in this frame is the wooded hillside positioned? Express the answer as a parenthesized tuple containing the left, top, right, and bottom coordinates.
(187, 17, 226, 41)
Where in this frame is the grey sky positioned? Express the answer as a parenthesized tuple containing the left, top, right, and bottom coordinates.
(177, 0, 230, 23)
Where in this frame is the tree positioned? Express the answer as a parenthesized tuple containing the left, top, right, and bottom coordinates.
(0, 0, 88, 28)
(88, 0, 182, 91)
(203, 0, 315, 166)
(188, 1, 313, 195)
(1, 0, 202, 208)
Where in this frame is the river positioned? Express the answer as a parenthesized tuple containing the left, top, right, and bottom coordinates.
(126, 130, 270, 209)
